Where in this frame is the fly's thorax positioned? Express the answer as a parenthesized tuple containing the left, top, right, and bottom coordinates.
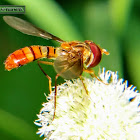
(59, 41, 93, 66)
(56, 45, 82, 61)
(55, 47, 68, 57)
(82, 45, 92, 66)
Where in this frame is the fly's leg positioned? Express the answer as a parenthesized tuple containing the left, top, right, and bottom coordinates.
(79, 76, 88, 95)
(84, 69, 108, 85)
(38, 61, 56, 120)
(37, 61, 54, 94)
(38, 61, 70, 120)
(53, 66, 69, 120)
(38, 61, 59, 120)
(53, 73, 60, 120)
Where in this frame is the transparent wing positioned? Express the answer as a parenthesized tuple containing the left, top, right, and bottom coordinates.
(3, 16, 64, 43)
(54, 53, 83, 79)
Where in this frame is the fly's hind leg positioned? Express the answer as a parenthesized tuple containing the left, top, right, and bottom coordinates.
(38, 61, 62, 120)
(37, 61, 54, 94)
(38, 61, 68, 120)
(38, 60, 57, 120)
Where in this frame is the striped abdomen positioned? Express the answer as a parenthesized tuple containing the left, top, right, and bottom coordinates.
(5, 46, 56, 71)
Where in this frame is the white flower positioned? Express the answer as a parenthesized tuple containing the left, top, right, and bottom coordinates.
(35, 68, 140, 140)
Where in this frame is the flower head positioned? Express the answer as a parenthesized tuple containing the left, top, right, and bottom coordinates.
(35, 68, 140, 140)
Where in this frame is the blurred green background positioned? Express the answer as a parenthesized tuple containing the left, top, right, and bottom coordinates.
(0, 0, 140, 139)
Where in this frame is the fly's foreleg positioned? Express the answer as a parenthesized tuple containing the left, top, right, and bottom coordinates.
(84, 69, 108, 85)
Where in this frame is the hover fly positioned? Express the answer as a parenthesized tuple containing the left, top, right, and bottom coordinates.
(3, 16, 109, 119)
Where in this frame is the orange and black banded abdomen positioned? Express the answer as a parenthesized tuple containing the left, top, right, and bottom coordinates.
(5, 46, 56, 71)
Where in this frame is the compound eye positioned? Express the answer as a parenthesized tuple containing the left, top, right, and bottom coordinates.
(85, 41, 102, 68)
